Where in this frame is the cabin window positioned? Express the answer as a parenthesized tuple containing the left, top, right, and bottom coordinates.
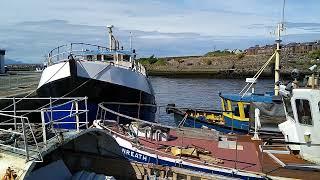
(295, 99, 312, 125)
(97, 54, 102, 61)
(223, 99, 228, 111)
(284, 97, 294, 119)
(123, 55, 130, 61)
(243, 104, 250, 118)
(231, 101, 240, 117)
(86, 55, 93, 61)
(104, 55, 113, 61)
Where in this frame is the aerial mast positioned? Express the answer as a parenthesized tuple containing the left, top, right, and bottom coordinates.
(130, 32, 133, 52)
(274, 0, 285, 96)
(107, 25, 114, 50)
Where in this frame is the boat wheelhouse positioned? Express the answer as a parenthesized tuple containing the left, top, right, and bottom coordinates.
(279, 77, 320, 164)
(219, 92, 274, 131)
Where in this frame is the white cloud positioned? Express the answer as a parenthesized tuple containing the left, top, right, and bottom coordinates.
(0, 0, 320, 62)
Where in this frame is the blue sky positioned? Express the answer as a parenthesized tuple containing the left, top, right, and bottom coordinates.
(1, 0, 320, 63)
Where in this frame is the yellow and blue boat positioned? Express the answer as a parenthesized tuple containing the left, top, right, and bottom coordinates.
(167, 92, 274, 134)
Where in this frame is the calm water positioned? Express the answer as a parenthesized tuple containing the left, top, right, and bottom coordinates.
(150, 77, 274, 126)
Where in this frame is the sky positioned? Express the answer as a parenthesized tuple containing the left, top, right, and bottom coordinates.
(1, 0, 320, 63)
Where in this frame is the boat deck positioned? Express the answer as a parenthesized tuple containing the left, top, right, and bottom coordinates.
(106, 124, 320, 179)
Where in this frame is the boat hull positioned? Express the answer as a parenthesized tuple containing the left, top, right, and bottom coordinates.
(172, 111, 247, 134)
(113, 134, 264, 179)
(37, 61, 156, 123)
(166, 106, 247, 134)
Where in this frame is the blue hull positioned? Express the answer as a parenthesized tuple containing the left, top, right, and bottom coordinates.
(174, 114, 247, 134)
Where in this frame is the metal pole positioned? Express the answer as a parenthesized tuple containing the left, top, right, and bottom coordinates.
(130, 32, 133, 52)
(13, 97, 17, 130)
(107, 25, 113, 50)
(50, 97, 53, 124)
(261, 142, 264, 173)
(231, 113, 234, 134)
(274, 23, 282, 96)
(21, 118, 29, 161)
(235, 136, 238, 169)
(57, 46, 60, 61)
(75, 101, 79, 132)
(41, 110, 47, 147)
(85, 97, 88, 128)
(194, 110, 196, 128)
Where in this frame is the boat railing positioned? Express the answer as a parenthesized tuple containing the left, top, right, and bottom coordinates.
(96, 102, 182, 127)
(48, 43, 109, 62)
(95, 103, 261, 175)
(46, 43, 147, 75)
(97, 102, 179, 129)
(0, 97, 89, 161)
(0, 112, 43, 162)
(260, 140, 320, 172)
(39, 97, 89, 146)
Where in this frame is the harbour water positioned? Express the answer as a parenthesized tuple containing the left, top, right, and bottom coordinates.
(151, 77, 274, 126)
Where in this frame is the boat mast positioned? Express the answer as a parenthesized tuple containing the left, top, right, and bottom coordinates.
(274, 0, 285, 96)
(107, 25, 114, 50)
(130, 32, 133, 52)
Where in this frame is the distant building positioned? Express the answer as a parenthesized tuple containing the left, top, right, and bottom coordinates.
(0, 49, 5, 74)
(245, 40, 320, 55)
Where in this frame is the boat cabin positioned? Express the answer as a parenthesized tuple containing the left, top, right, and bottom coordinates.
(219, 92, 273, 131)
(279, 87, 320, 164)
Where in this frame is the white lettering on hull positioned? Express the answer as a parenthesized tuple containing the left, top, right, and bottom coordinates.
(121, 148, 148, 162)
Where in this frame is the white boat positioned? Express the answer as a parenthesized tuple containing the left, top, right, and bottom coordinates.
(36, 25, 156, 123)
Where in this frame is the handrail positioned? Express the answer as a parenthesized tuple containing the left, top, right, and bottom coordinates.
(0, 113, 42, 162)
(44, 43, 149, 76)
(101, 102, 157, 107)
(0, 96, 89, 161)
(70, 42, 109, 50)
(0, 97, 86, 100)
(97, 102, 175, 129)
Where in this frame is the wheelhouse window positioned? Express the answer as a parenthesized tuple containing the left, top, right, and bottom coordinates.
(295, 99, 312, 125)
(97, 54, 102, 61)
(123, 55, 130, 61)
(243, 104, 250, 118)
(283, 97, 294, 119)
(221, 98, 228, 112)
(231, 101, 240, 117)
(104, 55, 113, 61)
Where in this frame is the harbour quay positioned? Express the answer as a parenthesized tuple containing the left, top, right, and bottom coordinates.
(0, 71, 41, 97)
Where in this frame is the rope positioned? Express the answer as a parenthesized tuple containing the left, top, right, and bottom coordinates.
(0, 60, 112, 124)
(177, 113, 189, 128)
(239, 52, 276, 97)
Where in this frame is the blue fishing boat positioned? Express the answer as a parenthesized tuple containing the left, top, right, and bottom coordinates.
(166, 91, 278, 134)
